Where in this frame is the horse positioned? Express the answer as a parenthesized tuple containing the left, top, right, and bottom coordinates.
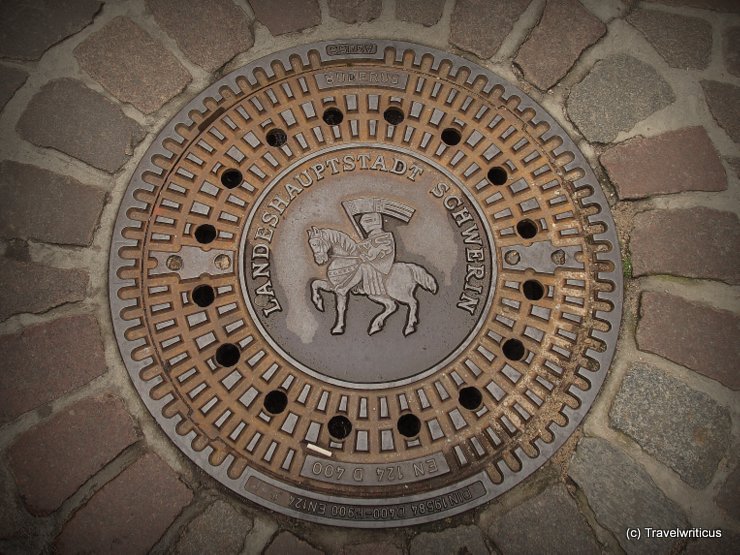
(307, 227, 438, 336)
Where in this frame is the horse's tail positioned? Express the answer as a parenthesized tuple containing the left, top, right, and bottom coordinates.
(408, 264, 438, 293)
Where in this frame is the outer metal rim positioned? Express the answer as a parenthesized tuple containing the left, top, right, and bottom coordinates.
(108, 39, 623, 527)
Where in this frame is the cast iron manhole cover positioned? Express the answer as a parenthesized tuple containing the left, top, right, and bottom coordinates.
(110, 40, 622, 526)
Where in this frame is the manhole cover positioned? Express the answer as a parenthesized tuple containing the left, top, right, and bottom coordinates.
(110, 40, 622, 527)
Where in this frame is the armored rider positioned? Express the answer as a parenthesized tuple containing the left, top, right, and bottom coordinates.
(355, 211, 395, 296)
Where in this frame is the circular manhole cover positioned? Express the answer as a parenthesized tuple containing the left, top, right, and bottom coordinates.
(110, 40, 622, 527)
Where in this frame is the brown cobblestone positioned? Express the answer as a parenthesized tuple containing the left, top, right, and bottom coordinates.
(637, 291, 739, 390)
(568, 54, 674, 143)
(328, 0, 381, 23)
(74, 17, 192, 114)
(0, 161, 106, 246)
(702, 80, 740, 143)
(396, 0, 445, 26)
(627, 9, 712, 69)
(174, 500, 252, 555)
(600, 127, 727, 199)
(0, 258, 87, 322)
(264, 531, 324, 555)
(249, 0, 321, 35)
(715, 465, 740, 520)
(450, 0, 532, 59)
(0, 315, 107, 422)
(147, 0, 253, 72)
(0, 65, 28, 110)
(515, 0, 605, 90)
(8, 395, 139, 515)
(654, 0, 740, 12)
(488, 484, 599, 554)
(55, 453, 192, 554)
(724, 26, 740, 77)
(16, 79, 145, 173)
(631, 208, 739, 284)
(0, 0, 101, 60)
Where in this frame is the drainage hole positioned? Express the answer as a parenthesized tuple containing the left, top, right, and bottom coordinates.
(263, 390, 288, 414)
(502, 338, 525, 361)
(458, 386, 483, 411)
(194, 224, 217, 244)
(215, 343, 240, 367)
(327, 415, 352, 440)
(383, 107, 405, 125)
(191, 284, 215, 307)
(441, 127, 461, 146)
(322, 107, 344, 126)
(220, 168, 243, 189)
(266, 128, 287, 147)
(487, 166, 508, 185)
(522, 280, 545, 301)
(397, 413, 421, 438)
(516, 219, 538, 239)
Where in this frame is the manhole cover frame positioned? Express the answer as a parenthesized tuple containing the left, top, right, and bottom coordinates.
(109, 39, 623, 527)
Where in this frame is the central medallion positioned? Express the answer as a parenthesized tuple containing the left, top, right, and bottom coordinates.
(241, 145, 494, 386)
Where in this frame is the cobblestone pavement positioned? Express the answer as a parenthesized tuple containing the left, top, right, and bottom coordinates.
(0, 0, 738, 553)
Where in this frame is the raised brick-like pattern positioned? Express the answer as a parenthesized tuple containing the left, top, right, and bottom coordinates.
(0, 316, 107, 421)
(515, 0, 605, 90)
(74, 17, 192, 114)
(55, 453, 192, 554)
(637, 292, 739, 390)
(8, 395, 139, 514)
(601, 127, 727, 199)
(16, 79, 145, 173)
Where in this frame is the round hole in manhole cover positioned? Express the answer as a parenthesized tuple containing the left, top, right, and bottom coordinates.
(109, 40, 622, 527)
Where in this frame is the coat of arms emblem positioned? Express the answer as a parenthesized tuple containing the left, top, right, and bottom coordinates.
(307, 198, 438, 336)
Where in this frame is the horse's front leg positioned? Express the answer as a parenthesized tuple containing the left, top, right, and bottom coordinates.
(332, 291, 348, 335)
(311, 279, 331, 312)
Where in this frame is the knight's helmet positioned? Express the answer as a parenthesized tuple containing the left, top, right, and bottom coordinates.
(358, 212, 383, 235)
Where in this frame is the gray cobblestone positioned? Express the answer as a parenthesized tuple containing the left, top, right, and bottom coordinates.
(0, 65, 28, 110)
(328, 0, 382, 23)
(396, 0, 445, 26)
(610, 365, 731, 488)
(450, 0, 532, 59)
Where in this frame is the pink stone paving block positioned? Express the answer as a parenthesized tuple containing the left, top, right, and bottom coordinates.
(147, 0, 254, 72)
(627, 9, 712, 69)
(249, 0, 321, 35)
(0, 161, 106, 245)
(600, 127, 727, 199)
(515, 0, 605, 90)
(631, 208, 739, 284)
(637, 291, 739, 390)
(55, 453, 192, 554)
(8, 395, 139, 515)
(0, 316, 107, 421)
(16, 79, 145, 173)
(450, 0, 532, 59)
(74, 17, 192, 114)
